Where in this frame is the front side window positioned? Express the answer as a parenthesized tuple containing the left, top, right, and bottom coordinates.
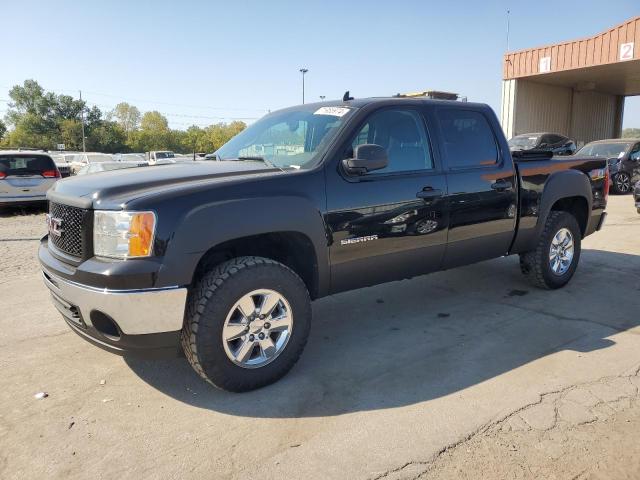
(509, 134, 540, 150)
(351, 109, 433, 174)
(577, 142, 631, 158)
(216, 105, 354, 169)
(436, 109, 498, 168)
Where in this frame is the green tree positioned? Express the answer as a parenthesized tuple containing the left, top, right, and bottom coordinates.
(130, 111, 171, 151)
(58, 119, 83, 151)
(88, 121, 128, 153)
(203, 121, 246, 152)
(109, 102, 141, 135)
(3, 79, 93, 150)
(2, 79, 247, 153)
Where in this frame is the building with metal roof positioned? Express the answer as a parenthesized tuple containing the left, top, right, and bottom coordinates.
(501, 16, 639, 145)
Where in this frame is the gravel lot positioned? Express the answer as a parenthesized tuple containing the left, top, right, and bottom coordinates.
(0, 195, 639, 480)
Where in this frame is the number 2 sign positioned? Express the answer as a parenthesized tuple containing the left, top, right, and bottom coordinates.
(620, 42, 634, 61)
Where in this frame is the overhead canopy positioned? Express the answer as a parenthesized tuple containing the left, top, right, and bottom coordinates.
(504, 16, 640, 96)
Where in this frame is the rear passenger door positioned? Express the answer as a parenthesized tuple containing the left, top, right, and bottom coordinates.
(325, 106, 449, 293)
(433, 107, 518, 269)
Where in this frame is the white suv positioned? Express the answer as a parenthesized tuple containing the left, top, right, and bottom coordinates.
(0, 152, 60, 205)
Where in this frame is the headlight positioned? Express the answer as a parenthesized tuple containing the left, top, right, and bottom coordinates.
(93, 211, 156, 259)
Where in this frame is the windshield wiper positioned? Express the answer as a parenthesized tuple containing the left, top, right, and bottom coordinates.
(236, 156, 284, 171)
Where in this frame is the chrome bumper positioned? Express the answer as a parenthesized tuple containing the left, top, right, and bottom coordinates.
(42, 268, 188, 335)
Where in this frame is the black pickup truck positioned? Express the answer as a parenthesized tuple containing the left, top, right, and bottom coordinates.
(39, 98, 608, 391)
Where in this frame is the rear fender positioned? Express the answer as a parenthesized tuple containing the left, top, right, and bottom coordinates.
(512, 169, 591, 253)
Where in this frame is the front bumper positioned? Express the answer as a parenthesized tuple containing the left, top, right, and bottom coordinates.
(42, 267, 187, 358)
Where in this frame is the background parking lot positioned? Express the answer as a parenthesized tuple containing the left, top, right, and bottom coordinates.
(1, 195, 639, 480)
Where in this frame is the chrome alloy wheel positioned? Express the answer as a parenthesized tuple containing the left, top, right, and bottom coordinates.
(549, 228, 575, 276)
(222, 289, 293, 369)
(615, 173, 631, 193)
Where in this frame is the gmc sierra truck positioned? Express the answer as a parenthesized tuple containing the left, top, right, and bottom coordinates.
(39, 97, 608, 392)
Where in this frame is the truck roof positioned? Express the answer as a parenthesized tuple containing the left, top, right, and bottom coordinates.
(291, 97, 488, 110)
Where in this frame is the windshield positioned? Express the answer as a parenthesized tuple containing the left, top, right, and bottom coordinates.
(508, 135, 539, 150)
(215, 105, 354, 169)
(577, 142, 631, 158)
(155, 152, 175, 159)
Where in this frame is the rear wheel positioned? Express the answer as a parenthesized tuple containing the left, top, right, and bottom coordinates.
(519, 211, 581, 289)
(612, 172, 631, 194)
(181, 256, 311, 392)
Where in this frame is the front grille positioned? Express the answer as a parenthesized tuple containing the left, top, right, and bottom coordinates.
(49, 202, 89, 257)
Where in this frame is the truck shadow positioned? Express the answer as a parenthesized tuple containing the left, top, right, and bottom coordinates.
(125, 248, 640, 418)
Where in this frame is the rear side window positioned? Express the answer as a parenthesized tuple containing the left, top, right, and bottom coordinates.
(0, 155, 56, 176)
(435, 109, 498, 168)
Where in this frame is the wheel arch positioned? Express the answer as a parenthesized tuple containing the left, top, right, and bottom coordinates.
(158, 196, 330, 298)
(193, 231, 321, 299)
(536, 169, 592, 238)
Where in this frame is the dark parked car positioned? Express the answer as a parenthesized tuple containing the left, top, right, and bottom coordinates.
(575, 139, 640, 194)
(40, 98, 608, 392)
(508, 132, 576, 156)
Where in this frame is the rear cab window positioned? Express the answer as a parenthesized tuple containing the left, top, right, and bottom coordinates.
(0, 155, 57, 177)
(435, 108, 498, 169)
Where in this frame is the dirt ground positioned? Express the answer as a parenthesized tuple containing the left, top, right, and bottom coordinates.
(0, 195, 639, 480)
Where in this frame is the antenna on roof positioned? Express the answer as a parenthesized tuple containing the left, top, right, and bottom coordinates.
(342, 91, 354, 102)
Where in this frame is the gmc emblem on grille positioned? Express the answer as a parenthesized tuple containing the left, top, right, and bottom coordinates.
(46, 214, 64, 237)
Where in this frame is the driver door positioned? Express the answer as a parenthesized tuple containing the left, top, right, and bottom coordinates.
(325, 106, 449, 293)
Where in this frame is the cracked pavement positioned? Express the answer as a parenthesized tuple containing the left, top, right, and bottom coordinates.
(0, 195, 639, 480)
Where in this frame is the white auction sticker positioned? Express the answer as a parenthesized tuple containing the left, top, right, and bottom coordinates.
(314, 106, 350, 117)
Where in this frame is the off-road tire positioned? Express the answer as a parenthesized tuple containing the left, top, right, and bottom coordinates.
(519, 211, 582, 290)
(181, 256, 311, 392)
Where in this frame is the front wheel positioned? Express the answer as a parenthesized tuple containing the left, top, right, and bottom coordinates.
(612, 172, 631, 194)
(519, 211, 582, 289)
(181, 256, 311, 392)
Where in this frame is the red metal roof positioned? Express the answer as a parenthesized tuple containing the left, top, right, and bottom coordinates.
(504, 17, 640, 80)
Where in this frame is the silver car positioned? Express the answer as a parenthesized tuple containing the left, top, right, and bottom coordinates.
(76, 161, 147, 175)
(0, 152, 60, 205)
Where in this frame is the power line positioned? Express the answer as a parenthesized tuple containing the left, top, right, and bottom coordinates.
(0, 83, 269, 113)
(0, 98, 259, 123)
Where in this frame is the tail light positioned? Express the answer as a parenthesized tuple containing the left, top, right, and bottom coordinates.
(42, 169, 61, 178)
(0, 171, 6, 179)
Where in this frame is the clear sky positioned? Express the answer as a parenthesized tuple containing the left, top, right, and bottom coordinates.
(1, 0, 639, 129)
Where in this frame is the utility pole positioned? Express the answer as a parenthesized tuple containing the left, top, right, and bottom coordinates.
(299, 68, 308, 104)
(319, 95, 326, 101)
(79, 90, 86, 152)
(506, 9, 511, 52)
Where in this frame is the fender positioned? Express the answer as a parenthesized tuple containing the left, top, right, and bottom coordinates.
(156, 195, 330, 295)
(511, 169, 592, 254)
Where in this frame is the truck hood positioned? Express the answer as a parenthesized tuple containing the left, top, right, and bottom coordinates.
(48, 160, 279, 209)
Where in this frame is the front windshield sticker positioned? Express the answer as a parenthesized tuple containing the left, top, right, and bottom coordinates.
(314, 106, 350, 117)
